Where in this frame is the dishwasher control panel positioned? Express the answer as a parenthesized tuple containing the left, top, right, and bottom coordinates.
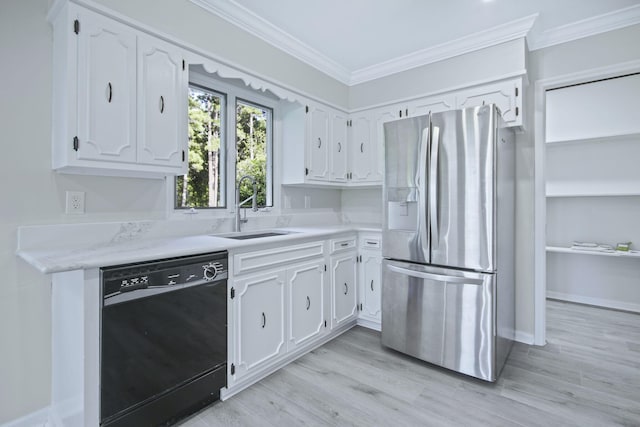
(101, 251, 228, 299)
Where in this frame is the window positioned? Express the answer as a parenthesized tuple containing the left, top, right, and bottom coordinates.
(175, 78, 274, 210)
(176, 85, 226, 208)
(236, 99, 273, 207)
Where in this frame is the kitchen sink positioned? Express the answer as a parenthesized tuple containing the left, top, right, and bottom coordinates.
(213, 230, 295, 240)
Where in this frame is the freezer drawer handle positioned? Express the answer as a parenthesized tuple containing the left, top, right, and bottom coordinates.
(387, 265, 484, 285)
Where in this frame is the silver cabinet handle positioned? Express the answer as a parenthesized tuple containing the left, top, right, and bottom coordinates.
(344, 283, 348, 295)
(360, 142, 364, 153)
(317, 137, 321, 148)
(387, 264, 484, 285)
(306, 296, 310, 310)
(261, 312, 266, 328)
(370, 279, 374, 291)
(107, 82, 112, 103)
(338, 142, 341, 152)
(160, 96, 165, 114)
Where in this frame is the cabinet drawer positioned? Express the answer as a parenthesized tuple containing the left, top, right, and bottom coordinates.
(234, 241, 324, 275)
(330, 237, 357, 253)
(360, 235, 381, 249)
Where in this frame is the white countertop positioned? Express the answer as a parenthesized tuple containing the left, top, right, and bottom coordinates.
(17, 224, 381, 274)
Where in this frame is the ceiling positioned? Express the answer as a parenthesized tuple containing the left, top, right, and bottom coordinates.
(191, 0, 640, 85)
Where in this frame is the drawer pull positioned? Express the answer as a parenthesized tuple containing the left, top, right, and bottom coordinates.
(160, 96, 165, 114)
(261, 312, 266, 328)
(107, 82, 112, 103)
(306, 296, 311, 310)
(340, 242, 349, 247)
(344, 283, 348, 295)
(371, 279, 374, 291)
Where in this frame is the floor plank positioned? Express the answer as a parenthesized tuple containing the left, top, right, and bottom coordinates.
(180, 300, 640, 426)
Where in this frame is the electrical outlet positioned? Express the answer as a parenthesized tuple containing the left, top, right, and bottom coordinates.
(66, 191, 85, 214)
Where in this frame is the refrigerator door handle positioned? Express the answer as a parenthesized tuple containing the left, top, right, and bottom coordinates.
(418, 125, 430, 254)
(387, 264, 484, 285)
(429, 125, 440, 245)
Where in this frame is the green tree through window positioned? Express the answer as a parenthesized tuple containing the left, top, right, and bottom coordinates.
(236, 100, 271, 207)
(176, 84, 272, 210)
(176, 86, 224, 208)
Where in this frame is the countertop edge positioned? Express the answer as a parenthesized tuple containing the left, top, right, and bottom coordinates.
(18, 225, 382, 274)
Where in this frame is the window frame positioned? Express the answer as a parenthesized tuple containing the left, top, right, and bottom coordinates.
(169, 71, 279, 218)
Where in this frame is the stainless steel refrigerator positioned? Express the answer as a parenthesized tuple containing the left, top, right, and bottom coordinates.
(381, 104, 515, 382)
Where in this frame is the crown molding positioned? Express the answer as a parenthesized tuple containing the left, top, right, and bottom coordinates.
(189, 1, 640, 86)
(350, 14, 537, 85)
(190, 0, 352, 84)
(527, 4, 640, 51)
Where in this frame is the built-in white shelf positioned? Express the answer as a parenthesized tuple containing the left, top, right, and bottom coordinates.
(546, 181, 640, 197)
(545, 132, 640, 146)
(546, 246, 640, 259)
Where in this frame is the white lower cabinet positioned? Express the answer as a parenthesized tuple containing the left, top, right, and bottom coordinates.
(287, 260, 327, 349)
(233, 270, 286, 380)
(331, 250, 358, 328)
(359, 249, 382, 322)
(357, 233, 382, 326)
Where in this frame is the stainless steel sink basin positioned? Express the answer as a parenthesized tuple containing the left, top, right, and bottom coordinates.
(213, 230, 294, 240)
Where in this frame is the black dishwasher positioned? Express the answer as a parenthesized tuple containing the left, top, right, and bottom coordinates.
(100, 251, 227, 427)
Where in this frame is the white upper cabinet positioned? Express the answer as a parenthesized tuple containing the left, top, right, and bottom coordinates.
(306, 104, 331, 181)
(331, 111, 349, 182)
(50, 3, 188, 178)
(350, 113, 381, 183)
(137, 35, 187, 168)
(407, 94, 455, 117)
(75, 9, 137, 164)
(455, 77, 523, 127)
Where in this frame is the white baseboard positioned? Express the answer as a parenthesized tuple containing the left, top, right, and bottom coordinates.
(356, 317, 381, 331)
(515, 330, 535, 345)
(1, 407, 50, 427)
(547, 291, 640, 313)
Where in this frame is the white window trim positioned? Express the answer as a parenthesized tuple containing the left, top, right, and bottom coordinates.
(166, 71, 282, 220)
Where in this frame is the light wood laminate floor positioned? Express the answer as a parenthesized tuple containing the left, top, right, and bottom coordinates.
(181, 300, 640, 426)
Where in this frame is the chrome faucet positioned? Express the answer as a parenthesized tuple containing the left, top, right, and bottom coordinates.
(234, 175, 258, 232)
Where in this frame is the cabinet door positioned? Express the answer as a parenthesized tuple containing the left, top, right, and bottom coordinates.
(137, 35, 186, 169)
(76, 10, 136, 163)
(407, 95, 454, 117)
(331, 112, 348, 182)
(456, 78, 522, 126)
(331, 251, 358, 328)
(287, 261, 326, 349)
(360, 249, 382, 322)
(235, 270, 286, 379)
(350, 113, 381, 183)
(372, 107, 398, 177)
(306, 105, 330, 180)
